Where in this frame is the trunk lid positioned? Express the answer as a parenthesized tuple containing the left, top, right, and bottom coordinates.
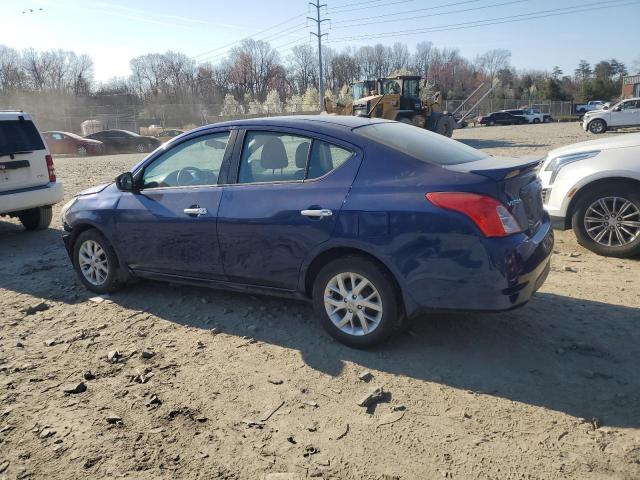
(0, 113, 50, 193)
(445, 156, 545, 235)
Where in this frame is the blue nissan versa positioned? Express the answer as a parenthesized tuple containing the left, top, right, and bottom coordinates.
(61, 116, 553, 347)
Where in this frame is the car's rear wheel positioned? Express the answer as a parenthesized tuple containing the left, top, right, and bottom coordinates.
(135, 143, 147, 153)
(77, 145, 88, 156)
(73, 229, 122, 293)
(19, 206, 52, 230)
(312, 256, 399, 348)
(588, 119, 607, 134)
(572, 183, 640, 258)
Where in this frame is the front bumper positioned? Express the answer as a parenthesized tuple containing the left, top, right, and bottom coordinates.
(0, 182, 64, 215)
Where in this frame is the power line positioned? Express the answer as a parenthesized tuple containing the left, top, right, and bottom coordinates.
(326, 0, 637, 42)
(329, 0, 418, 12)
(330, 0, 508, 25)
(192, 12, 305, 59)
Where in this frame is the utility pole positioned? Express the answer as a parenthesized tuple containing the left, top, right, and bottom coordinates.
(307, 1, 329, 109)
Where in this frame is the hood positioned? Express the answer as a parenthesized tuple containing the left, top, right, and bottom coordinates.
(77, 183, 110, 196)
(547, 132, 640, 158)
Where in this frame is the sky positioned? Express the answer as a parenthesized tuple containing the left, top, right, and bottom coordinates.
(1, 0, 639, 83)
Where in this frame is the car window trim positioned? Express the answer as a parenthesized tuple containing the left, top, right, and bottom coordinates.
(136, 129, 236, 191)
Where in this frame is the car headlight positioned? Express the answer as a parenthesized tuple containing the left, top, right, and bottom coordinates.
(544, 150, 600, 184)
(60, 197, 77, 224)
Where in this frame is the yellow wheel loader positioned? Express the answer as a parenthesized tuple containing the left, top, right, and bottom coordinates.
(324, 75, 458, 138)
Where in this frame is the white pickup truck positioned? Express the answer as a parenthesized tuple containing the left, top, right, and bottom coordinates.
(0, 111, 64, 230)
(575, 100, 605, 114)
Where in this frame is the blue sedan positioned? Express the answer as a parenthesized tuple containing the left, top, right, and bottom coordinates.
(61, 115, 553, 347)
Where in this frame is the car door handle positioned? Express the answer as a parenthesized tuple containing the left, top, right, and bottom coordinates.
(184, 207, 208, 217)
(301, 209, 333, 218)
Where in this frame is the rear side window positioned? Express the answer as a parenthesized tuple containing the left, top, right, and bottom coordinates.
(0, 120, 45, 155)
(307, 141, 352, 179)
(238, 132, 310, 183)
(355, 122, 488, 166)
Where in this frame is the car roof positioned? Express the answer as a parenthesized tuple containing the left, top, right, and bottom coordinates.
(0, 111, 34, 121)
(191, 114, 392, 135)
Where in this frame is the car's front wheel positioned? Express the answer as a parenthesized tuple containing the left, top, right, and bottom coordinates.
(19, 206, 52, 230)
(588, 119, 607, 134)
(312, 256, 400, 348)
(77, 145, 88, 156)
(73, 229, 123, 293)
(135, 143, 147, 153)
(572, 183, 640, 258)
(533, 118, 541, 124)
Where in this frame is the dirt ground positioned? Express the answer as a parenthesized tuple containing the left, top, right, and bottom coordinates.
(1, 122, 639, 479)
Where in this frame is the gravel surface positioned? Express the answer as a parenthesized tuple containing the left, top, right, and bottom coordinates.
(1, 122, 639, 479)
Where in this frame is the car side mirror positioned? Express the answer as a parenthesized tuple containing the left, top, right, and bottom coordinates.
(116, 172, 138, 192)
(602, 105, 609, 110)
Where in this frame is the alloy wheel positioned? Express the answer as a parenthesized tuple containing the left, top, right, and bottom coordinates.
(324, 272, 383, 336)
(136, 143, 146, 153)
(589, 120, 605, 133)
(584, 196, 640, 247)
(78, 239, 109, 286)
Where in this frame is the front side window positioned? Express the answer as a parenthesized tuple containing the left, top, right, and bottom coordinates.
(142, 132, 230, 188)
(238, 132, 310, 183)
(621, 100, 639, 110)
(403, 79, 419, 97)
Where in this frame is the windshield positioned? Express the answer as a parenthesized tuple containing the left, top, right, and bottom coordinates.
(0, 120, 45, 155)
(355, 122, 488, 166)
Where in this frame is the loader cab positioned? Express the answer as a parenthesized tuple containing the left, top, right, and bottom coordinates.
(379, 76, 422, 111)
(352, 80, 377, 100)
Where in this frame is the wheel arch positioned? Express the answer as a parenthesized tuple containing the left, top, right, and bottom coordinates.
(565, 176, 640, 229)
(68, 222, 122, 268)
(302, 246, 409, 315)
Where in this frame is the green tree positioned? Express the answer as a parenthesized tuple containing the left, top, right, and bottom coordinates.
(574, 60, 592, 81)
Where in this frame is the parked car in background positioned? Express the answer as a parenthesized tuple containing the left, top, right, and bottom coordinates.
(540, 132, 640, 257)
(478, 111, 528, 126)
(575, 100, 605, 114)
(0, 111, 63, 230)
(61, 116, 552, 347)
(84, 129, 161, 153)
(582, 98, 640, 134)
(156, 129, 184, 143)
(503, 108, 545, 124)
(43, 131, 105, 156)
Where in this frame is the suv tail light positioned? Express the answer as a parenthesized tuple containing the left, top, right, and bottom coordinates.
(45, 154, 56, 182)
(426, 192, 522, 237)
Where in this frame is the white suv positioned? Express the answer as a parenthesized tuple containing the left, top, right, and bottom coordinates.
(583, 98, 640, 134)
(0, 111, 64, 230)
(539, 132, 640, 257)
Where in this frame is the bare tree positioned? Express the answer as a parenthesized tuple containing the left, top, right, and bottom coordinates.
(477, 49, 512, 84)
(287, 44, 317, 95)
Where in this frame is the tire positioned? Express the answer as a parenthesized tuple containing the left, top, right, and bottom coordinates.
(73, 229, 123, 293)
(533, 118, 541, 124)
(312, 256, 400, 348)
(135, 143, 147, 153)
(488, 121, 495, 126)
(571, 183, 640, 258)
(18, 206, 52, 231)
(435, 115, 455, 137)
(77, 145, 88, 156)
(588, 119, 607, 134)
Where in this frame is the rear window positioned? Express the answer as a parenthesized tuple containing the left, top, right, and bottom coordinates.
(355, 122, 488, 165)
(0, 120, 45, 155)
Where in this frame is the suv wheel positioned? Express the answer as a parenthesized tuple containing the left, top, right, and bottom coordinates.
(73, 229, 122, 293)
(19, 206, 52, 230)
(312, 256, 399, 348)
(588, 119, 607, 134)
(572, 183, 640, 258)
(533, 118, 541, 124)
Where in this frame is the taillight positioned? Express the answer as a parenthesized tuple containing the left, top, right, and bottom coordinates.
(426, 192, 522, 237)
(45, 154, 56, 182)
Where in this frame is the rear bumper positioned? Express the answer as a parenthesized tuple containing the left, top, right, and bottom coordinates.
(0, 182, 64, 215)
(402, 220, 554, 317)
